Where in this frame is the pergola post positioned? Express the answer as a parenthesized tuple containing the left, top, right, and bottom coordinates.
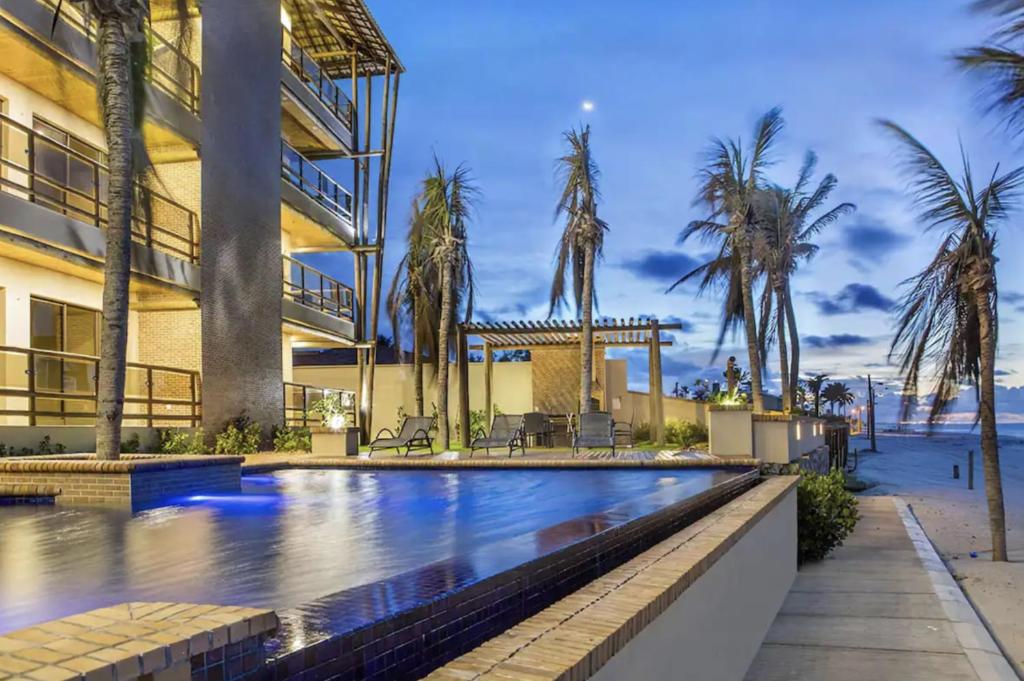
(649, 319, 665, 445)
(457, 324, 471, 449)
(483, 341, 493, 429)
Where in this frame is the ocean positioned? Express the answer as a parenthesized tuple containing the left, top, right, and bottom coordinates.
(877, 422, 1024, 436)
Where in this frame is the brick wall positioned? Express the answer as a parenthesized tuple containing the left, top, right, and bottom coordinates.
(137, 309, 202, 372)
(145, 160, 201, 260)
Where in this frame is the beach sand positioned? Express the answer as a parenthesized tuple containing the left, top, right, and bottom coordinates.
(856, 431, 1024, 675)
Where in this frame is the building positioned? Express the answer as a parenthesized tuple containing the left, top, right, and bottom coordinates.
(0, 0, 401, 451)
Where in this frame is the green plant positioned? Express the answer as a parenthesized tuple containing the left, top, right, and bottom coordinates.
(633, 422, 652, 442)
(158, 428, 207, 455)
(214, 416, 262, 455)
(273, 426, 311, 453)
(664, 420, 708, 448)
(35, 436, 66, 455)
(455, 409, 487, 442)
(312, 392, 354, 429)
(120, 433, 141, 454)
(797, 470, 859, 564)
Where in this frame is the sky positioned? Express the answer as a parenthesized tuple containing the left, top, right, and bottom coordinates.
(305, 0, 1024, 419)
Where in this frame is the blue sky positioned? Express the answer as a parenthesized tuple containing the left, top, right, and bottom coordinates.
(307, 0, 1024, 414)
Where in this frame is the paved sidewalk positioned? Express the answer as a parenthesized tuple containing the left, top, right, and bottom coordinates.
(745, 496, 1018, 681)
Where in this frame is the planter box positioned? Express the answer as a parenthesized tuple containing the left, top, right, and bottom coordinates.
(311, 428, 359, 456)
(708, 406, 754, 458)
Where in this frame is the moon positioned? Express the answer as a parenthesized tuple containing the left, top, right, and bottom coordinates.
(581, 100, 595, 112)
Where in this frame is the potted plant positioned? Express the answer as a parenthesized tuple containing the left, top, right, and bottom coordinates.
(309, 391, 359, 456)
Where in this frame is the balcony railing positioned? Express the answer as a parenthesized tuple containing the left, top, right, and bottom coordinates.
(0, 346, 201, 427)
(0, 113, 200, 263)
(281, 140, 353, 225)
(35, 0, 201, 114)
(281, 26, 353, 132)
(283, 382, 355, 429)
(283, 255, 355, 322)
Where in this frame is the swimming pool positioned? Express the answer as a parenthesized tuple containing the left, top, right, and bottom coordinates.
(0, 467, 745, 634)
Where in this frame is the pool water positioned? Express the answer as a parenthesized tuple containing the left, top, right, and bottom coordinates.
(0, 467, 740, 633)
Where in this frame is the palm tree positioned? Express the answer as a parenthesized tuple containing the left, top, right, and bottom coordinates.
(549, 125, 608, 413)
(51, 0, 151, 459)
(954, 0, 1024, 137)
(421, 159, 477, 450)
(880, 121, 1023, 562)
(673, 108, 785, 413)
(754, 154, 856, 410)
(823, 381, 854, 415)
(805, 373, 830, 417)
(387, 202, 441, 417)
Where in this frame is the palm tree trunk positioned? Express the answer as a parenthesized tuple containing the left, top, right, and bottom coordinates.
(413, 309, 424, 417)
(436, 262, 453, 449)
(775, 287, 791, 412)
(579, 244, 595, 413)
(738, 233, 765, 412)
(976, 288, 1008, 562)
(784, 282, 800, 408)
(94, 15, 134, 460)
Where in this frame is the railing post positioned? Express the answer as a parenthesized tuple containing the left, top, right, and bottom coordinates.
(27, 349, 36, 427)
(27, 131, 36, 203)
(190, 373, 198, 428)
(146, 368, 154, 428)
(93, 164, 102, 226)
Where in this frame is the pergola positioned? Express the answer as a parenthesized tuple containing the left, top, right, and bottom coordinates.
(455, 318, 682, 447)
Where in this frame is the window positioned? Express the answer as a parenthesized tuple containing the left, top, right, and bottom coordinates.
(30, 298, 100, 423)
(31, 116, 106, 221)
(30, 297, 99, 354)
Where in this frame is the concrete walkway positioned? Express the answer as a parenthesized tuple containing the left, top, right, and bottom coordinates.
(746, 496, 1018, 681)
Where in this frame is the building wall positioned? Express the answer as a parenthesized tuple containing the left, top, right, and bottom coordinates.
(200, 0, 284, 437)
(0, 73, 105, 147)
(292, 362, 534, 434)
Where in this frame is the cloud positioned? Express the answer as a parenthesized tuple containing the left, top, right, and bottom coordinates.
(804, 334, 873, 349)
(662, 315, 696, 333)
(841, 219, 911, 264)
(619, 251, 701, 284)
(809, 284, 895, 316)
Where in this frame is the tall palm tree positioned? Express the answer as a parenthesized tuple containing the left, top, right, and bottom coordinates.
(755, 154, 856, 410)
(421, 159, 477, 450)
(673, 108, 785, 412)
(955, 0, 1024, 137)
(880, 121, 1024, 562)
(387, 202, 440, 417)
(549, 125, 608, 413)
(823, 381, 854, 415)
(805, 373, 830, 417)
(52, 0, 151, 459)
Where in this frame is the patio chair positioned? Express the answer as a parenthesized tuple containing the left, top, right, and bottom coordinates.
(613, 411, 635, 449)
(523, 412, 554, 447)
(368, 415, 435, 457)
(470, 414, 526, 458)
(573, 411, 615, 457)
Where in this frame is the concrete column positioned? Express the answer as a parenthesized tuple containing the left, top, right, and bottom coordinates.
(457, 326, 470, 449)
(483, 341, 493, 428)
(650, 320, 664, 445)
(200, 0, 284, 438)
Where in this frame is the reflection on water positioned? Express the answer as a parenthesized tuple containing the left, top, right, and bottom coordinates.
(0, 468, 737, 633)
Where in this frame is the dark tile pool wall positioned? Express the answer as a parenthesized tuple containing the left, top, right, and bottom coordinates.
(258, 472, 758, 681)
(192, 632, 271, 681)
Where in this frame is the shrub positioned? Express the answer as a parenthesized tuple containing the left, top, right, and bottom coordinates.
(36, 435, 65, 455)
(120, 433, 141, 454)
(797, 470, 859, 564)
(664, 420, 708, 448)
(455, 409, 487, 441)
(214, 415, 263, 455)
(633, 422, 652, 442)
(273, 426, 311, 453)
(158, 428, 207, 455)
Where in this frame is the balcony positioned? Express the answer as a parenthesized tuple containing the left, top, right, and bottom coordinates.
(283, 382, 355, 429)
(280, 140, 356, 248)
(0, 0, 201, 153)
(0, 345, 201, 427)
(281, 25, 354, 153)
(282, 255, 357, 343)
(0, 113, 201, 266)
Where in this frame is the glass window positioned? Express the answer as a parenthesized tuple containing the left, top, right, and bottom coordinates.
(30, 298, 63, 351)
(29, 298, 99, 354)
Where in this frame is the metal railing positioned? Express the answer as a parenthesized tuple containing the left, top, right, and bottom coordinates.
(283, 382, 355, 429)
(283, 255, 355, 321)
(281, 140, 353, 224)
(0, 346, 201, 427)
(35, 0, 201, 114)
(0, 113, 200, 262)
(281, 26, 353, 132)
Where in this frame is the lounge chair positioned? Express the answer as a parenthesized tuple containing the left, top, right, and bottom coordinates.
(613, 411, 635, 449)
(573, 411, 615, 457)
(369, 415, 435, 457)
(523, 412, 554, 447)
(470, 414, 526, 458)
